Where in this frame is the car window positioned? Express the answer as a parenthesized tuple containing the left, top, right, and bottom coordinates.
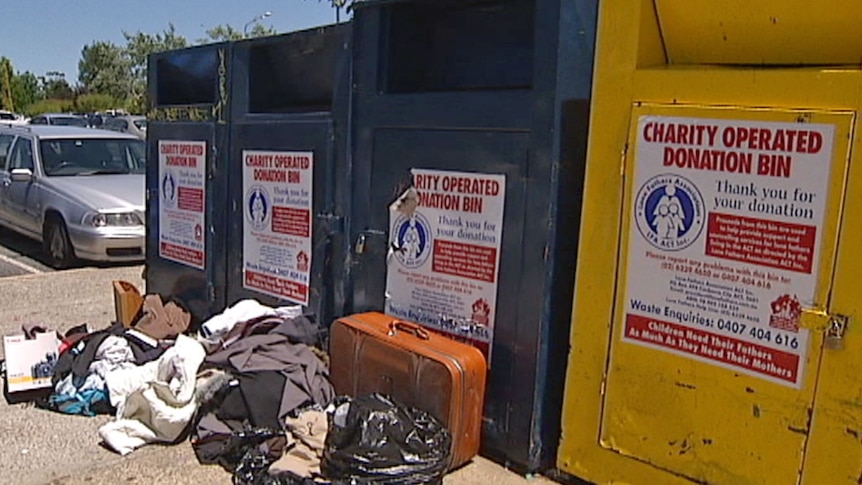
(52, 117, 89, 128)
(133, 119, 147, 130)
(30, 117, 46, 125)
(0, 113, 15, 120)
(0, 134, 15, 170)
(8, 137, 35, 171)
(39, 138, 146, 176)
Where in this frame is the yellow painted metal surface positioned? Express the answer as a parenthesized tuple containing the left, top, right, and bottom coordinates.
(655, 1, 862, 65)
(599, 105, 850, 485)
(558, 0, 862, 484)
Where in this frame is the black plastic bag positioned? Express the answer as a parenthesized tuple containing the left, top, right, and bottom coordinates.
(234, 448, 323, 485)
(193, 424, 285, 472)
(321, 393, 452, 485)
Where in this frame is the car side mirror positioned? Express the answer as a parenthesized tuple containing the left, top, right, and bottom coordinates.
(10, 168, 33, 182)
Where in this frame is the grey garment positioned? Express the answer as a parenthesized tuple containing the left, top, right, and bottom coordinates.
(204, 334, 335, 418)
(212, 315, 325, 353)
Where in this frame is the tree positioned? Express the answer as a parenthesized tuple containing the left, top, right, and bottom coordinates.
(10, 71, 41, 111)
(197, 23, 276, 44)
(0, 57, 43, 113)
(26, 98, 74, 116)
(123, 23, 188, 112)
(79, 41, 131, 102)
(74, 93, 117, 113)
(40, 71, 74, 100)
(0, 57, 14, 110)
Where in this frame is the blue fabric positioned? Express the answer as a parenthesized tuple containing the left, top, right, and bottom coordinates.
(46, 387, 109, 417)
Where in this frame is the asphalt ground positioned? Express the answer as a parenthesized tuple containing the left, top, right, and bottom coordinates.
(0, 264, 559, 485)
(0, 228, 53, 277)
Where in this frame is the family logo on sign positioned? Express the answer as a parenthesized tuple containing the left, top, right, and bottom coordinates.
(770, 294, 802, 333)
(246, 186, 271, 230)
(296, 251, 309, 272)
(635, 174, 705, 251)
(391, 213, 432, 269)
(161, 172, 177, 208)
(471, 298, 491, 326)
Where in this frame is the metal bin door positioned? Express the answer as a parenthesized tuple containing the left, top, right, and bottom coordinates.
(599, 104, 852, 484)
(146, 121, 226, 323)
(226, 119, 337, 323)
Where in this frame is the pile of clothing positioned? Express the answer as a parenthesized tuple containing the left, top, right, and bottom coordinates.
(42, 294, 192, 417)
(189, 299, 335, 482)
(33, 297, 451, 484)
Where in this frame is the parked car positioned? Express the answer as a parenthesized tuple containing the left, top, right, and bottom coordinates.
(0, 124, 146, 268)
(86, 112, 110, 128)
(29, 113, 89, 128)
(0, 110, 28, 125)
(102, 115, 147, 140)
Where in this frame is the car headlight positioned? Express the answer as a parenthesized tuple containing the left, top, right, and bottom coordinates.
(83, 211, 143, 227)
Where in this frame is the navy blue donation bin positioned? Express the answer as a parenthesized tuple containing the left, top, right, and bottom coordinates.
(345, 0, 598, 471)
(226, 24, 351, 325)
(146, 43, 232, 323)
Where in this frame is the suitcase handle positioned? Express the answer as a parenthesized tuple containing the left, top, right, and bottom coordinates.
(388, 321, 430, 340)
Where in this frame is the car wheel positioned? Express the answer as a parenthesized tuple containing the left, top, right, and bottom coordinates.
(43, 217, 75, 269)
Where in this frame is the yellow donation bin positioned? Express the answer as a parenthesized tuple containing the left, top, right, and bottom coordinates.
(559, 1, 862, 484)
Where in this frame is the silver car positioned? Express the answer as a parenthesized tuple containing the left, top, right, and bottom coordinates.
(0, 125, 146, 268)
(102, 115, 147, 140)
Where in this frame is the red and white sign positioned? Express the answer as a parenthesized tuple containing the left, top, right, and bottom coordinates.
(385, 169, 506, 360)
(623, 115, 835, 387)
(242, 150, 313, 306)
(158, 140, 206, 269)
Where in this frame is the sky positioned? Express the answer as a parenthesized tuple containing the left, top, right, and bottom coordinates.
(0, 0, 344, 82)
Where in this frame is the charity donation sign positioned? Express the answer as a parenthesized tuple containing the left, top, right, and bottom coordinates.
(158, 140, 206, 269)
(623, 115, 835, 387)
(242, 150, 313, 306)
(385, 168, 506, 359)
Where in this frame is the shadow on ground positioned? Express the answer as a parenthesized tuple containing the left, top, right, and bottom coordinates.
(0, 228, 143, 272)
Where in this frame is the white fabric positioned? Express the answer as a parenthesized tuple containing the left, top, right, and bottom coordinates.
(89, 335, 136, 380)
(55, 335, 137, 398)
(198, 299, 302, 341)
(99, 335, 205, 455)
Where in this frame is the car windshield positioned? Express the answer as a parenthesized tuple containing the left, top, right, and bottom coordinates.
(39, 138, 146, 176)
(133, 119, 147, 130)
(52, 117, 88, 127)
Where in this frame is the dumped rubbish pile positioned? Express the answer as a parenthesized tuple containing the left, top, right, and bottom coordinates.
(2, 282, 464, 485)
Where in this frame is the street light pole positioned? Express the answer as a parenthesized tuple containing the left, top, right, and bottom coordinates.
(243, 11, 272, 36)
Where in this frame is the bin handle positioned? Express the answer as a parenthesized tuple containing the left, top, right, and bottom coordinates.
(388, 320, 430, 340)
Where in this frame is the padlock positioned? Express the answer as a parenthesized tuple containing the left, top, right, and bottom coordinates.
(824, 315, 848, 351)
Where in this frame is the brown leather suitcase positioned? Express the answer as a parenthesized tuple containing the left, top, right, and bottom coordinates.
(329, 312, 487, 469)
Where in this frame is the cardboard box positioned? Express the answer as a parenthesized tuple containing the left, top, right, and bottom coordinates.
(3, 332, 60, 393)
(113, 280, 143, 328)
